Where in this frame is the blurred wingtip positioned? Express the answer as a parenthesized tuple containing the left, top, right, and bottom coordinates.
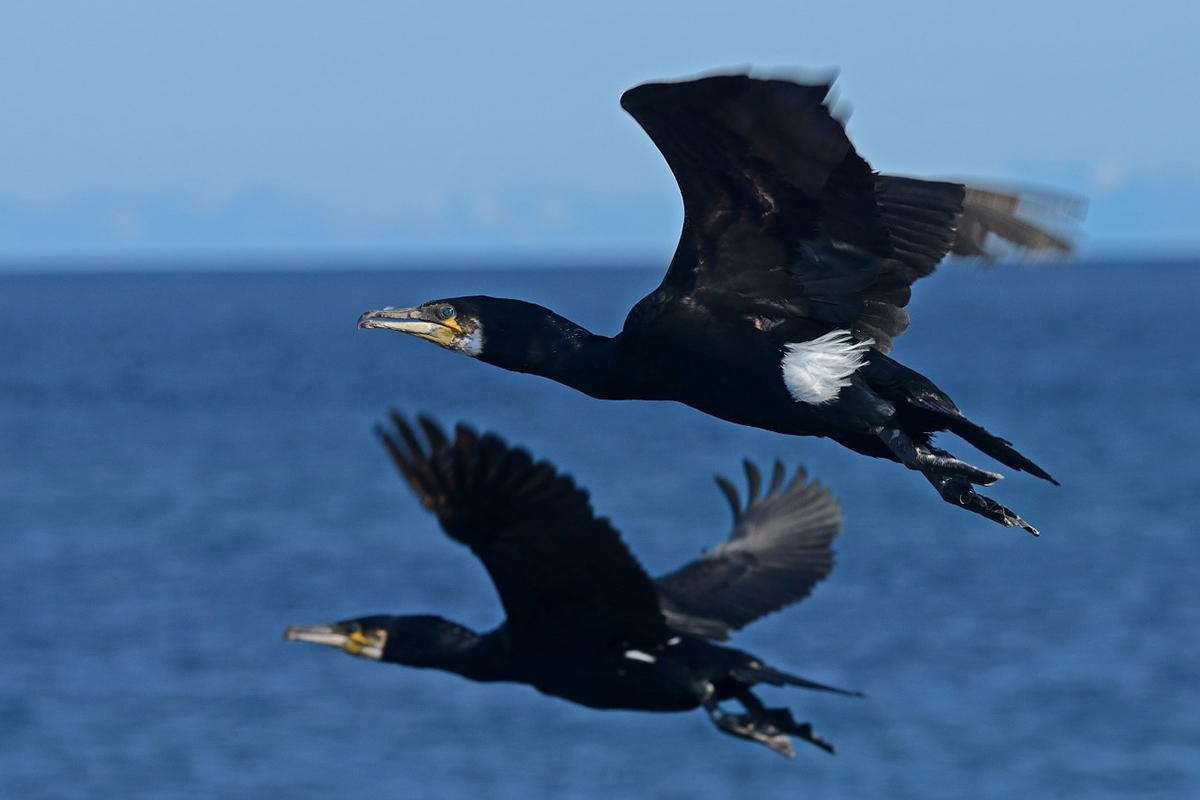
(954, 182, 1088, 264)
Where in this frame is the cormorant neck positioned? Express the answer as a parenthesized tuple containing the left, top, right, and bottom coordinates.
(382, 617, 517, 683)
(476, 301, 634, 400)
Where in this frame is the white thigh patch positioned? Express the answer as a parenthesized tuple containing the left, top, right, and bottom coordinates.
(623, 649, 657, 664)
(781, 330, 874, 405)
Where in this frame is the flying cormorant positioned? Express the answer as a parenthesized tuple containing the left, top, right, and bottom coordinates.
(284, 414, 856, 758)
(358, 73, 1080, 534)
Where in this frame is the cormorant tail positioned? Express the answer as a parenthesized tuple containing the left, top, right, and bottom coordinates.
(943, 415, 1058, 485)
(864, 350, 1055, 484)
(730, 660, 862, 697)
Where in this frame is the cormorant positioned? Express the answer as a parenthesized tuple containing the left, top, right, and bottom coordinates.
(358, 73, 1080, 534)
(284, 413, 856, 758)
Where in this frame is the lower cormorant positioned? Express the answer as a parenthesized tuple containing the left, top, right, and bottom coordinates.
(358, 72, 1083, 535)
(284, 414, 857, 758)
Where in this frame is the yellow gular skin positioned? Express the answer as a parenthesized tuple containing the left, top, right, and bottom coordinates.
(343, 630, 368, 655)
(430, 316, 463, 345)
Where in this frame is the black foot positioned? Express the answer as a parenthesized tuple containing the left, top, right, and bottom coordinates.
(929, 474, 1039, 536)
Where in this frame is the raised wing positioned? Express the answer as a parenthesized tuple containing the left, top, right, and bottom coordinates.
(378, 413, 668, 649)
(621, 73, 1082, 353)
(655, 461, 842, 641)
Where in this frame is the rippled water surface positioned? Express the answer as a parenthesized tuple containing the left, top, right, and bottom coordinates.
(2, 262, 1197, 798)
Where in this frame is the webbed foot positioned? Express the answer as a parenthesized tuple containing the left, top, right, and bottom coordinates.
(704, 699, 834, 758)
(882, 428, 1002, 486)
(928, 473, 1039, 536)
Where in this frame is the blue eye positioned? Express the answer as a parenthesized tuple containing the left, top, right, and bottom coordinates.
(440, 306, 455, 320)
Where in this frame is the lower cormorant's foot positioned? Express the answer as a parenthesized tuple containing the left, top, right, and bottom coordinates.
(928, 474, 1039, 536)
(705, 704, 796, 758)
(757, 707, 836, 754)
(793, 722, 835, 755)
(704, 701, 835, 757)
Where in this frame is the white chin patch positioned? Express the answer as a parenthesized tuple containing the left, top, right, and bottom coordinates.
(782, 329, 873, 405)
(460, 327, 484, 358)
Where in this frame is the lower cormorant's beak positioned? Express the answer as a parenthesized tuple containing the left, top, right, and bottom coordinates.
(284, 624, 386, 660)
(284, 624, 353, 648)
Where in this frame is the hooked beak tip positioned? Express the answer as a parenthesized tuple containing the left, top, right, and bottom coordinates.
(283, 624, 333, 643)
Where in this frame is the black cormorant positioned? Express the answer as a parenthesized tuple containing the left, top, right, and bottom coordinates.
(284, 414, 856, 758)
(358, 73, 1080, 534)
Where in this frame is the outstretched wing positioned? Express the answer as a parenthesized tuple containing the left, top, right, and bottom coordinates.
(655, 461, 842, 641)
(951, 184, 1084, 262)
(378, 413, 668, 649)
(621, 73, 1081, 353)
(874, 176, 1082, 267)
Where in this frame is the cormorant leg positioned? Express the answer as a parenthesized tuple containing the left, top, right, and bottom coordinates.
(703, 697, 795, 758)
(881, 429, 1002, 486)
(926, 472, 1040, 536)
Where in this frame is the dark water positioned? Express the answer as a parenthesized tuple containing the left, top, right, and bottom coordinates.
(2, 262, 1197, 799)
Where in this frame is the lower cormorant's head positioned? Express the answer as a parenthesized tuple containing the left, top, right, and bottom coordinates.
(283, 615, 393, 661)
(284, 614, 480, 668)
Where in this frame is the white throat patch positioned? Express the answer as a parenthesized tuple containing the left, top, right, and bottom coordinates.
(460, 327, 484, 357)
(781, 329, 873, 405)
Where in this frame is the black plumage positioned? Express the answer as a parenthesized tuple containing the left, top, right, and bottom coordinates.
(358, 73, 1081, 534)
(284, 414, 854, 758)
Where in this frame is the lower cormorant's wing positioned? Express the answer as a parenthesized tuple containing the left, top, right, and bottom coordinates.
(654, 461, 842, 641)
(378, 414, 669, 650)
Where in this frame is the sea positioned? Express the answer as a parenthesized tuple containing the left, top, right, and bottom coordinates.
(1, 260, 1197, 799)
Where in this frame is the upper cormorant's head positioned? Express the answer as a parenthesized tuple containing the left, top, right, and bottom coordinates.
(284, 614, 479, 668)
(358, 297, 488, 357)
(358, 295, 597, 376)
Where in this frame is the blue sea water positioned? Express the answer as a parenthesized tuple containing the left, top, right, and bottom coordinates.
(1, 261, 1198, 799)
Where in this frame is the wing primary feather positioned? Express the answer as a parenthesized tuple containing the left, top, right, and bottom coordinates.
(416, 415, 457, 503)
(391, 410, 425, 457)
(417, 415, 451, 455)
(743, 460, 762, 505)
(378, 415, 439, 508)
(767, 460, 786, 496)
(388, 412, 441, 502)
(783, 464, 808, 495)
(714, 473, 743, 523)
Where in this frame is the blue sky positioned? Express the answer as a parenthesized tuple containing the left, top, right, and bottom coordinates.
(2, 1, 1197, 267)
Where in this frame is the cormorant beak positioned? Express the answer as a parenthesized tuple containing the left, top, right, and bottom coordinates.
(357, 306, 462, 347)
(283, 624, 387, 660)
